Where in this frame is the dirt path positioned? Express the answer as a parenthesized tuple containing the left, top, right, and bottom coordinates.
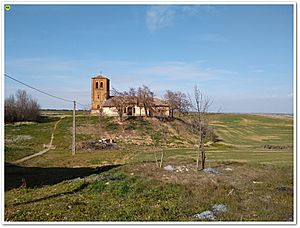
(13, 116, 65, 164)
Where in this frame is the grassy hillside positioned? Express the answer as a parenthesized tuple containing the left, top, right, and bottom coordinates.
(4, 112, 294, 222)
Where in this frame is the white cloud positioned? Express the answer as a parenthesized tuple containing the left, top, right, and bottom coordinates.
(182, 5, 218, 15)
(146, 5, 219, 32)
(5, 57, 239, 109)
(146, 5, 175, 32)
(137, 61, 237, 81)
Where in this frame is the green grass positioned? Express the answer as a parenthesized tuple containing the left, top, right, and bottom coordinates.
(4, 112, 294, 222)
(209, 114, 293, 146)
(5, 162, 293, 221)
(4, 119, 57, 162)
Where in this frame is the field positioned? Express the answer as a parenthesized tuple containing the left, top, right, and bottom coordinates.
(4, 111, 294, 222)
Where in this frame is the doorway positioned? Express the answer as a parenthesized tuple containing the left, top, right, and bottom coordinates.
(127, 107, 133, 116)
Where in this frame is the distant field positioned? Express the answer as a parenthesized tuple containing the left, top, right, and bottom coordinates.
(4, 112, 294, 222)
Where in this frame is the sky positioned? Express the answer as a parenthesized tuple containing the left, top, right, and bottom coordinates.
(4, 4, 294, 113)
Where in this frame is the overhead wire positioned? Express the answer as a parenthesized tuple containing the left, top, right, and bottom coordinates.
(5, 73, 90, 109)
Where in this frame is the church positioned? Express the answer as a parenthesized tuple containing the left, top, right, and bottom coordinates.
(91, 75, 170, 117)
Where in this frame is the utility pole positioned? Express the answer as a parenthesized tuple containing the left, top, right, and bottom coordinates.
(72, 100, 76, 155)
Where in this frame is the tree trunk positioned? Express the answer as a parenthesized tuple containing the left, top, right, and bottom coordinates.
(200, 132, 205, 170)
(196, 129, 202, 170)
(201, 149, 206, 170)
(159, 150, 164, 168)
(119, 113, 123, 122)
(196, 146, 200, 169)
(144, 104, 148, 117)
(154, 150, 159, 167)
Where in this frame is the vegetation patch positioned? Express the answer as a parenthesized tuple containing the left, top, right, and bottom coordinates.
(4, 112, 294, 221)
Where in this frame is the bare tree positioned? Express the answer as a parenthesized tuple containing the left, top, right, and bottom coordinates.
(159, 125, 168, 168)
(152, 124, 168, 168)
(4, 95, 17, 123)
(5, 90, 40, 123)
(126, 88, 137, 104)
(164, 90, 190, 118)
(110, 88, 128, 122)
(189, 86, 212, 170)
(137, 85, 154, 117)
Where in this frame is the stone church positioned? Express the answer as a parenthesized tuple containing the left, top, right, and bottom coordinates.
(91, 75, 170, 117)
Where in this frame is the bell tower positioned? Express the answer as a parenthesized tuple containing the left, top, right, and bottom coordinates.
(91, 75, 110, 111)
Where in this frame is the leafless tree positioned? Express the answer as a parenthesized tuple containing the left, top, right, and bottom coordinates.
(5, 95, 17, 123)
(159, 125, 168, 168)
(111, 88, 128, 122)
(137, 85, 154, 117)
(189, 86, 212, 170)
(126, 88, 137, 104)
(164, 90, 190, 118)
(152, 124, 168, 168)
(5, 90, 40, 123)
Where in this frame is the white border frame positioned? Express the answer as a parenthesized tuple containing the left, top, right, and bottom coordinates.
(1, 1, 297, 226)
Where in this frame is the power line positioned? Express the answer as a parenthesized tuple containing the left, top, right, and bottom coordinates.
(5, 73, 74, 103)
(76, 102, 90, 109)
(5, 73, 91, 110)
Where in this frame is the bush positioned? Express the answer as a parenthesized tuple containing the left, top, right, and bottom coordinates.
(5, 90, 41, 123)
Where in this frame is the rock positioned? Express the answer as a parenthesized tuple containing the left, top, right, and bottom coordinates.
(193, 210, 215, 221)
(225, 167, 233, 171)
(193, 204, 228, 221)
(203, 167, 220, 175)
(164, 165, 174, 171)
(211, 204, 228, 215)
(13, 135, 32, 142)
(276, 186, 292, 192)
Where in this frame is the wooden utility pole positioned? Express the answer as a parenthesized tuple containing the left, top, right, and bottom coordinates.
(72, 100, 76, 155)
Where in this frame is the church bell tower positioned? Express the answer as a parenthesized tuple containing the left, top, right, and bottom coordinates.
(91, 75, 110, 111)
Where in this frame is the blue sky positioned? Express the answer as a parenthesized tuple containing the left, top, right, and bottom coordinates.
(4, 4, 294, 113)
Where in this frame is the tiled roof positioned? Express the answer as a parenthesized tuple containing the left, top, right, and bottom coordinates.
(92, 75, 109, 79)
(102, 97, 169, 107)
(152, 98, 169, 107)
(102, 97, 116, 107)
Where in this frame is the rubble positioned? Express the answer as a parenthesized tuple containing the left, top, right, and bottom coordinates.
(163, 165, 189, 172)
(163, 165, 174, 171)
(203, 167, 220, 175)
(193, 204, 228, 221)
(193, 210, 215, 221)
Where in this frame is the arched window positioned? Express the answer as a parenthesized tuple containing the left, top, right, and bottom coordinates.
(100, 82, 103, 88)
(96, 82, 99, 89)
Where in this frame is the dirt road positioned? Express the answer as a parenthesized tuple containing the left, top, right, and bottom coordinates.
(13, 116, 65, 164)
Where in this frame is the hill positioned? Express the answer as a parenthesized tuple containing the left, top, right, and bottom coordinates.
(4, 112, 293, 221)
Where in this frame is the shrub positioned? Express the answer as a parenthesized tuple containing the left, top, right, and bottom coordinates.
(5, 90, 41, 123)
